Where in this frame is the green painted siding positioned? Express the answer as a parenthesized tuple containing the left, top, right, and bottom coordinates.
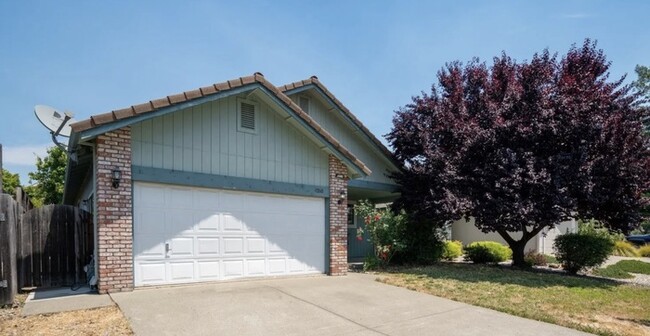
(290, 94, 397, 184)
(131, 95, 329, 187)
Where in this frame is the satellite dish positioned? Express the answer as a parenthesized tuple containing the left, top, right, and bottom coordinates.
(34, 105, 76, 137)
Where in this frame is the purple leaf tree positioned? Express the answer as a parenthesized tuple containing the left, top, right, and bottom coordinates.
(387, 40, 650, 267)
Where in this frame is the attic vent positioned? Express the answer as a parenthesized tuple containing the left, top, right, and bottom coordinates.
(299, 96, 310, 114)
(238, 99, 258, 134)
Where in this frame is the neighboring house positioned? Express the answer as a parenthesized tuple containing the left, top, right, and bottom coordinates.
(62, 73, 399, 293)
(451, 218, 578, 254)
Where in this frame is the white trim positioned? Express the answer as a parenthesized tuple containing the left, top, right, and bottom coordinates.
(237, 97, 259, 134)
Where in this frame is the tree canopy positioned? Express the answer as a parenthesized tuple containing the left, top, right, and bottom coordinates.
(1, 169, 21, 196)
(26, 146, 67, 206)
(387, 40, 650, 266)
(634, 65, 650, 101)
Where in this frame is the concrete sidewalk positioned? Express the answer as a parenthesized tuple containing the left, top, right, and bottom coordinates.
(22, 286, 113, 316)
(111, 273, 590, 336)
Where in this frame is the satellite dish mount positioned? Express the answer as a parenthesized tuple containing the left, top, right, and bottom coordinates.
(34, 105, 77, 161)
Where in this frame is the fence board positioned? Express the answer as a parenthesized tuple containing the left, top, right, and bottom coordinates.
(0, 194, 18, 305)
(17, 205, 93, 289)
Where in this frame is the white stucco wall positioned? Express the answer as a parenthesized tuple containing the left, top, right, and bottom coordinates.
(452, 218, 578, 254)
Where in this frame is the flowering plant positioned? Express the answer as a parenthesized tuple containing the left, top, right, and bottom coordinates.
(354, 200, 407, 266)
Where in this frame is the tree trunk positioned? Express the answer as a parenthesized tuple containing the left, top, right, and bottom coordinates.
(509, 241, 528, 268)
(496, 229, 538, 268)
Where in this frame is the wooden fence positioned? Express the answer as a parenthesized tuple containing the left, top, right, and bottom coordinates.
(0, 194, 19, 305)
(0, 191, 93, 305)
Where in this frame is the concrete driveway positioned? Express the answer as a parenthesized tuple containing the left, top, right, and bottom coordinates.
(111, 273, 590, 336)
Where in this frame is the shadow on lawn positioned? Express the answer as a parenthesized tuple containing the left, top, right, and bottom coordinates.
(385, 262, 622, 289)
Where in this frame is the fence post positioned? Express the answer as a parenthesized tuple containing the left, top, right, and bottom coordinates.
(0, 194, 17, 305)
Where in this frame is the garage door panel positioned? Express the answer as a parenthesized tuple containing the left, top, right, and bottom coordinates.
(195, 212, 219, 231)
(169, 261, 194, 281)
(167, 210, 195, 234)
(197, 237, 220, 256)
(137, 210, 166, 234)
(134, 182, 325, 287)
(223, 260, 244, 278)
(135, 236, 166, 258)
(138, 263, 166, 283)
(197, 261, 220, 279)
(246, 259, 266, 276)
(222, 213, 245, 231)
(268, 258, 287, 274)
(245, 238, 266, 254)
(169, 237, 194, 257)
(193, 189, 219, 210)
(223, 237, 244, 254)
(168, 187, 193, 209)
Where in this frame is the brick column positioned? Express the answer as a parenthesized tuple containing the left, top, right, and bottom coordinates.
(328, 155, 348, 275)
(95, 127, 133, 293)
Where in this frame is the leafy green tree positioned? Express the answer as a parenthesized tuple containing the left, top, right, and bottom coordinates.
(634, 65, 650, 101)
(26, 146, 67, 205)
(1, 169, 21, 196)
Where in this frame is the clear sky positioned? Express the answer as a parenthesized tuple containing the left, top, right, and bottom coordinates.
(1, 0, 648, 183)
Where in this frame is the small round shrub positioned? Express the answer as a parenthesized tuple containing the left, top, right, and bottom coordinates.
(639, 245, 650, 258)
(613, 240, 640, 257)
(442, 240, 463, 261)
(553, 233, 614, 274)
(524, 251, 548, 267)
(464, 241, 512, 264)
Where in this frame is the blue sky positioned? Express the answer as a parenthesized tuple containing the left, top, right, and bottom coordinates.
(1, 1, 648, 183)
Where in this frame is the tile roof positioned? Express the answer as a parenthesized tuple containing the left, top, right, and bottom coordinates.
(278, 76, 396, 165)
(69, 73, 371, 176)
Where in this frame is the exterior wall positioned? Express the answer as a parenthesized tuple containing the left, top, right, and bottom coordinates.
(537, 220, 578, 255)
(451, 218, 538, 253)
(290, 93, 397, 185)
(131, 95, 329, 187)
(328, 155, 348, 275)
(95, 128, 133, 293)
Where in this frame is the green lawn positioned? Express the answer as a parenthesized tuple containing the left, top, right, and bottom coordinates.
(593, 260, 650, 279)
(378, 263, 650, 336)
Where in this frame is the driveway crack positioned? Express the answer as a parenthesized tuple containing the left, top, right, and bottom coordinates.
(266, 285, 390, 336)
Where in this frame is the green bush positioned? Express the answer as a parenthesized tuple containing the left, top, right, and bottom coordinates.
(363, 255, 381, 271)
(613, 240, 640, 257)
(553, 233, 614, 274)
(524, 251, 548, 266)
(442, 240, 463, 260)
(464, 241, 512, 264)
(544, 254, 558, 264)
(639, 245, 650, 257)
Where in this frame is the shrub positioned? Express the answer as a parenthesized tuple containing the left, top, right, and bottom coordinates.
(544, 254, 558, 264)
(639, 245, 650, 258)
(524, 251, 548, 267)
(553, 233, 614, 274)
(464, 241, 512, 264)
(613, 240, 640, 257)
(442, 240, 463, 261)
(363, 255, 381, 271)
(355, 200, 408, 266)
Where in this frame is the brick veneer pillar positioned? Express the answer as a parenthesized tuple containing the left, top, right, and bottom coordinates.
(95, 127, 133, 293)
(328, 155, 348, 275)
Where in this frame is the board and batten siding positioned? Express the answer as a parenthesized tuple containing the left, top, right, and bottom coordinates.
(290, 94, 396, 185)
(131, 95, 329, 187)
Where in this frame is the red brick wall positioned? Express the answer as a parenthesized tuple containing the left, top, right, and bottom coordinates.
(95, 127, 133, 293)
(328, 155, 348, 275)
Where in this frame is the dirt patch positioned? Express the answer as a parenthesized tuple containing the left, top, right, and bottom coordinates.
(0, 294, 132, 336)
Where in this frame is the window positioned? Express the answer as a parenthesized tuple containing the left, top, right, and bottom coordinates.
(347, 203, 357, 228)
(299, 96, 310, 114)
(237, 98, 258, 134)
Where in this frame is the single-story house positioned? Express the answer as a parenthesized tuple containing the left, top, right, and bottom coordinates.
(450, 218, 578, 254)
(63, 73, 400, 293)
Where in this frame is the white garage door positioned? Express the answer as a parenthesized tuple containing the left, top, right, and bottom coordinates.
(133, 182, 326, 286)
